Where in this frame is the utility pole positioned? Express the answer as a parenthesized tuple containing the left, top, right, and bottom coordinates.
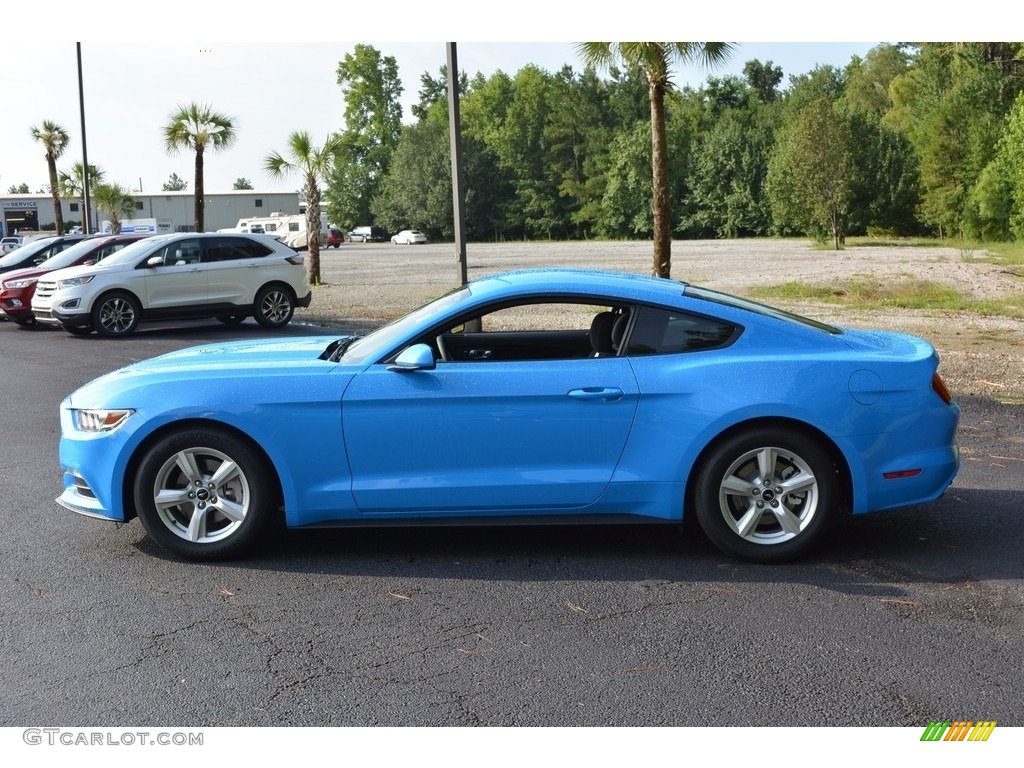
(76, 43, 92, 234)
(446, 42, 468, 287)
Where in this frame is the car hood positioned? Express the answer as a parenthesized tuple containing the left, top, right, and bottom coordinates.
(66, 336, 356, 408)
(1, 264, 48, 282)
(44, 259, 135, 281)
(131, 336, 348, 373)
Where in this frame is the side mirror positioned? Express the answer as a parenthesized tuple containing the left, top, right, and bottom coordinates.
(146, 256, 164, 267)
(388, 343, 436, 372)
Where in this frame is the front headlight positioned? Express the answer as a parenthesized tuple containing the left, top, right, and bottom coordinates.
(57, 275, 95, 289)
(3, 277, 37, 289)
(72, 409, 135, 433)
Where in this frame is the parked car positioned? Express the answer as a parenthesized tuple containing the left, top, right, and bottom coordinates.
(55, 268, 959, 562)
(1, 235, 149, 325)
(0, 235, 89, 274)
(326, 227, 344, 248)
(390, 229, 427, 245)
(347, 226, 386, 243)
(32, 232, 311, 338)
(1, 236, 23, 254)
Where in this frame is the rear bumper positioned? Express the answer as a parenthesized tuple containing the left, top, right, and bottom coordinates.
(296, 290, 312, 309)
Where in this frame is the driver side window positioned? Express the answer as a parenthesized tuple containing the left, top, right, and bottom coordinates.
(432, 301, 621, 363)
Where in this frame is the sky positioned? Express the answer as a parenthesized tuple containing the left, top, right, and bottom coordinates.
(0, 3, 983, 197)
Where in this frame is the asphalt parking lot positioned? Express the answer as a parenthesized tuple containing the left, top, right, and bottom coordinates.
(1, 287, 1022, 728)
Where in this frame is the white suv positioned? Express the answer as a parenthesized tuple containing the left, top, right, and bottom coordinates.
(32, 233, 311, 337)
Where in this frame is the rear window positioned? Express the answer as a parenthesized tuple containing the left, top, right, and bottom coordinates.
(686, 285, 843, 334)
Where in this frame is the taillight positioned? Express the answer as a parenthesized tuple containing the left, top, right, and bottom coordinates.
(932, 372, 953, 405)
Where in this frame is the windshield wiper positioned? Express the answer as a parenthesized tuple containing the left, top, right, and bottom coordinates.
(319, 336, 360, 362)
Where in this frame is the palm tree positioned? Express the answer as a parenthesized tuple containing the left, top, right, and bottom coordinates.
(578, 43, 733, 278)
(30, 120, 71, 234)
(92, 183, 135, 234)
(58, 162, 104, 232)
(264, 131, 341, 285)
(163, 103, 236, 232)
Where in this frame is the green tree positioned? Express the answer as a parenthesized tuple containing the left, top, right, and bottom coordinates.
(843, 44, 910, 117)
(162, 172, 188, 191)
(886, 44, 1024, 238)
(767, 99, 854, 248)
(92, 183, 135, 234)
(743, 59, 783, 104)
(597, 122, 654, 237)
(373, 106, 452, 238)
(997, 92, 1024, 239)
(232, 177, 254, 190)
(327, 45, 403, 229)
(578, 43, 733, 277)
(687, 107, 775, 237)
(30, 120, 70, 234)
(163, 103, 236, 232)
(542, 66, 617, 239)
(7, 183, 30, 194)
(265, 131, 341, 285)
(58, 163, 105, 233)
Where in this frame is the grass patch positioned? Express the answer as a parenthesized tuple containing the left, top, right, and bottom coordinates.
(748, 277, 1024, 318)
(977, 241, 1024, 269)
(843, 235, 948, 249)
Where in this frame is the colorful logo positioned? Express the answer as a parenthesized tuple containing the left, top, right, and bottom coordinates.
(921, 721, 997, 741)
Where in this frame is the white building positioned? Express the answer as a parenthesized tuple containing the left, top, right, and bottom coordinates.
(0, 190, 301, 238)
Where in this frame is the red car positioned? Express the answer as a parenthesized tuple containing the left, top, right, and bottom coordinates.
(1, 234, 148, 325)
(326, 227, 344, 248)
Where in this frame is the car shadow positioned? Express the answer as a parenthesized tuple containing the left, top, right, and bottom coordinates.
(130, 485, 1021, 596)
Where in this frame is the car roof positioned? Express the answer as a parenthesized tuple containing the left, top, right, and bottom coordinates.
(472, 268, 688, 302)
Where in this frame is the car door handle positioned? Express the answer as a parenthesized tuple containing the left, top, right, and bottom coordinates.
(467, 349, 492, 360)
(568, 387, 624, 401)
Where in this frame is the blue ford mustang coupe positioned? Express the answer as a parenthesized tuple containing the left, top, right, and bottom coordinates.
(57, 269, 959, 563)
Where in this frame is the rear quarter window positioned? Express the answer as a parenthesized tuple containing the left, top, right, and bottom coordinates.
(625, 306, 738, 355)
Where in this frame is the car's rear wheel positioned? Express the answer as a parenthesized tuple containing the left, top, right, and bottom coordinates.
(134, 428, 277, 560)
(694, 427, 838, 563)
(92, 292, 140, 337)
(253, 285, 295, 328)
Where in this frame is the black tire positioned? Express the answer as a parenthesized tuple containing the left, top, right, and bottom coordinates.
(61, 322, 94, 336)
(253, 284, 295, 328)
(92, 291, 140, 338)
(693, 427, 838, 563)
(217, 314, 247, 325)
(133, 427, 277, 560)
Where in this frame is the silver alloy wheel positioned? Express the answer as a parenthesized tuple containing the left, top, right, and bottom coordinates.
(96, 296, 137, 335)
(716, 445, 820, 545)
(258, 289, 292, 325)
(151, 446, 250, 544)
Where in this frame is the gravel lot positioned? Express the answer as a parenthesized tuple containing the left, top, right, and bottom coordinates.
(298, 238, 1024, 403)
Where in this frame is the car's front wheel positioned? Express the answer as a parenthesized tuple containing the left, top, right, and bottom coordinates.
(133, 428, 277, 560)
(253, 285, 295, 328)
(693, 427, 838, 563)
(92, 292, 140, 338)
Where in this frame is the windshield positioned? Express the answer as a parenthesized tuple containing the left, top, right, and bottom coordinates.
(341, 286, 470, 365)
(97, 235, 173, 266)
(35, 239, 114, 270)
(0, 238, 56, 267)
